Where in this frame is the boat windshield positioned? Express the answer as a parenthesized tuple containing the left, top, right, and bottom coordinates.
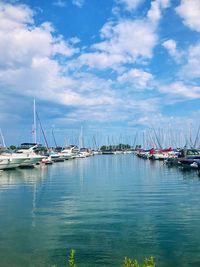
(187, 150, 200, 155)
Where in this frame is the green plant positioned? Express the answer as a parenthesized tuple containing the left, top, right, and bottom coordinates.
(52, 251, 155, 267)
(143, 256, 155, 267)
(68, 249, 77, 267)
(123, 256, 155, 267)
(123, 256, 140, 267)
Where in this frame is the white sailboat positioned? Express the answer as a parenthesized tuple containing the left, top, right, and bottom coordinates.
(16, 100, 44, 167)
(76, 126, 92, 158)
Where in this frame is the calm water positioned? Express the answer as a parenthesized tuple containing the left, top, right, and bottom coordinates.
(0, 155, 200, 267)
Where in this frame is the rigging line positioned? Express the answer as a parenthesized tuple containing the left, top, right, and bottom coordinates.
(36, 112, 49, 149)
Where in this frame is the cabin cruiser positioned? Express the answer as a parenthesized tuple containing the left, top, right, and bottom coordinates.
(0, 147, 28, 170)
(48, 151, 65, 162)
(60, 145, 79, 159)
(166, 149, 200, 167)
(0, 154, 27, 170)
(136, 150, 150, 159)
(78, 148, 93, 158)
(92, 150, 102, 155)
(15, 143, 44, 167)
(149, 148, 175, 160)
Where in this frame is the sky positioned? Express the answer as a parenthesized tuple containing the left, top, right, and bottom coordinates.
(0, 0, 200, 147)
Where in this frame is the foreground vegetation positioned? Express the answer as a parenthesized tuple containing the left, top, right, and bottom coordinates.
(53, 250, 156, 267)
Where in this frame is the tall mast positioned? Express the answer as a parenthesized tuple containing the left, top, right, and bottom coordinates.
(0, 128, 6, 147)
(79, 126, 84, 148)
(194, 124, 200, 149)
(52, 128, 57, 147)
(152, 126, 162, 149)
(33, 99, 37, 144)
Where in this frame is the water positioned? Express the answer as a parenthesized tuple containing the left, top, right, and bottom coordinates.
(0, 155, 200, 267)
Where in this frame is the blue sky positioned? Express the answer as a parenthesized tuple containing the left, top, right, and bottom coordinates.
(0, 0, 200, 147)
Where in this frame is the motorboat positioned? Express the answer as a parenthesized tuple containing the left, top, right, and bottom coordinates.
(0, 148, 28, 170)
(15, 143, 44, 167)
(41, 156, 53, 165)
(60, 145, 79, 159)
(48, 151, 65, 162)
(0, 154, 27, 170)
(79, 148, 92, 158)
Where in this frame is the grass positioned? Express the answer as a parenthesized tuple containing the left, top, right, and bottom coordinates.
(53, 249, 156, 267)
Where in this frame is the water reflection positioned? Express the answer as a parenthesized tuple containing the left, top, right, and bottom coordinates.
(0, 165, 48, 187)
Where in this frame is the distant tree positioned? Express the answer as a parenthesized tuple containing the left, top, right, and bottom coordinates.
(100, 145, 107, 151)
(9, 145, 16, 150)
(100, 144, 132, 151)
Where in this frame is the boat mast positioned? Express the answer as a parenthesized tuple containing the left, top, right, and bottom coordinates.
(152, 126, 162, 149)
(79, 126, 84, 148)
(0, 128, 6, 147)
(52, 128, 57, 148)
(194, 124, 200, 149)
(33, 99, 37, 144)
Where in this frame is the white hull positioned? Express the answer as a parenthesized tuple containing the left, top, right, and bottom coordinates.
(0, 159, 18, 170)
(59, 152, 77, 160)
(0, 156, 28, 170)
(20, 156, 44, 167)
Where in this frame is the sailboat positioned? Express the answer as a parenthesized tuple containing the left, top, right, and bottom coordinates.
(76, 126, 92, 158)
(17, 99, 44, 167)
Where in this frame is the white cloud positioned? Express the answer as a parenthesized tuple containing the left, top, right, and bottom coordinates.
(96, 20, 157, 59)
(58, 96, 159, 124)
(0, 58, 120, 109)
(53, 0, 67, 7)
(162, 39, 182, 62)
(78, 52, 125, 70)
(0, 2, 125, 126)
(1, 0, 194, 134)
(53, 0, 84, 8)
(77, 0, 170, 71)
(72, 0, 84, 8)
(77, 19, 158, 70)
(160, 82, 200, 99)
(116, 0, 143, 11)
(118, 68, 153, 89)
(163, 39, 176, 54)
(0, 2, 80, 99)
(180, 42, 200, 78)
(147, 0, 170, 24)
(176, 0, 200, 32)
(0, 3, 78, 70)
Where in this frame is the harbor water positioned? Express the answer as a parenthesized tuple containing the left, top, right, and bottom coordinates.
(0, 155, 200, 266)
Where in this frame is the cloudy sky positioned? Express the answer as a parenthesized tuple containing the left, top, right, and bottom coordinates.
(0, 0, 200, 146)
